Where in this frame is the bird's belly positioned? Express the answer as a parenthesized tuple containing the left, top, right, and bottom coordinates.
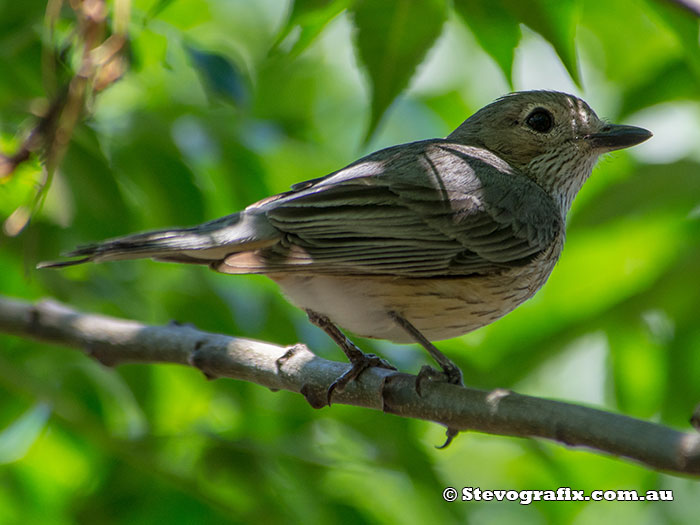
(269, 267, 553, 343)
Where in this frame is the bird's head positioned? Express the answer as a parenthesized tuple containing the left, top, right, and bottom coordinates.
(448, 90, 651, 211)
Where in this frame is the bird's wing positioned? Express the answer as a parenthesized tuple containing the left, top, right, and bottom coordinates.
(218, 141, 562, 277)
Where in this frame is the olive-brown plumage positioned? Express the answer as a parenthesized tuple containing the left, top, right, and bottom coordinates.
(41, 91, 651, 390)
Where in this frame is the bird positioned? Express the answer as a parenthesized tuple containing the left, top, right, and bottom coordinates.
(39, 90, 651, 407)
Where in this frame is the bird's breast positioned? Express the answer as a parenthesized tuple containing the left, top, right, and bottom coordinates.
(268, 242, 561, 343)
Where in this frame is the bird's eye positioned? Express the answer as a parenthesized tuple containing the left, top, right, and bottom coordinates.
(525, 108, 554, 133)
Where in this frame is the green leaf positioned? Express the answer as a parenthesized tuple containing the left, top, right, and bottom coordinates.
(571, 160, 700, 228)
(185, 44, 249, 106)
(274, 0, 351, 59)
(350, 0, 448, 142)
(619, 58, 700, 118)
(147, 0, 178, 21)
(0, 403, 51, 464)
(453, 0, 521, 88)
(643, 0, 700, 82)
(73, 361, 148, 439)
(502, 0, 581, 86)
(61, 126, 133, 238)
(608, 321, 668, 416)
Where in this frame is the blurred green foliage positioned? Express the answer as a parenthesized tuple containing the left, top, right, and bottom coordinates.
(1, 0, 700, 523)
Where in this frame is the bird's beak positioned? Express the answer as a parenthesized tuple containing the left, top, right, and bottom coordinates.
(585, 124, 652, 151)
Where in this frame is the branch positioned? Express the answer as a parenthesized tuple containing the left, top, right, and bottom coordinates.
(2, 0, 128, 236)
(1, 295, 699, 476)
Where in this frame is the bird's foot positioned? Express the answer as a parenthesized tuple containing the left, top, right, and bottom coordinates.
(304, 309, 397, 406)
(415, 362, 464, 397)
(327, 353, 396, 406)
(388, 310, 465, 447)
(437, 427, 460, 449)
(415, 362, 464, 449)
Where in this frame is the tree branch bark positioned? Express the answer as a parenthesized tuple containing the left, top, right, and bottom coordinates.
(1, 294, 699, 476)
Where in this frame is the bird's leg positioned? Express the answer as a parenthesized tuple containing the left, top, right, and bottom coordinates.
(306, 310, 396, 405)
(389, 311, 463, 448)
(389, 311, 464, 392)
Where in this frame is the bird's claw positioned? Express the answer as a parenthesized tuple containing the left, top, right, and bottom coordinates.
(415, 364, 464, 397)
(327, 353, 396, 406)
(414, 364, 463, 446)
(436, 427, 460, 449)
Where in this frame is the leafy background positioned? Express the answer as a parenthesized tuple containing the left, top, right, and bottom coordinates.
(1, 0, 700, 523)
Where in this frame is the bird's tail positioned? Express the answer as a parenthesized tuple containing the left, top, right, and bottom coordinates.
(37, 211, 280, 269)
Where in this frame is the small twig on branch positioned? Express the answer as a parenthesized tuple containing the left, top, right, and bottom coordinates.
(0, 295, 699, 476)
(2, 0, 128, 237)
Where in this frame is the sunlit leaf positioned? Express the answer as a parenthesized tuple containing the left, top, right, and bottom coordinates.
(274, 0, 350, 59)
(580, 0, 684, 89)
(0, 403, 51, 464)
(618, 59, 700, 118)
(350, 0, 448, 141)
(570, 161, 700, 227)
(146, 0, 178, 20)
(502, 0, 581, 85)
(608, 323, 667, 417)
(453, 0, 521, 88)
(644, 0, 700, 81)
(145, 0, 211, 28)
